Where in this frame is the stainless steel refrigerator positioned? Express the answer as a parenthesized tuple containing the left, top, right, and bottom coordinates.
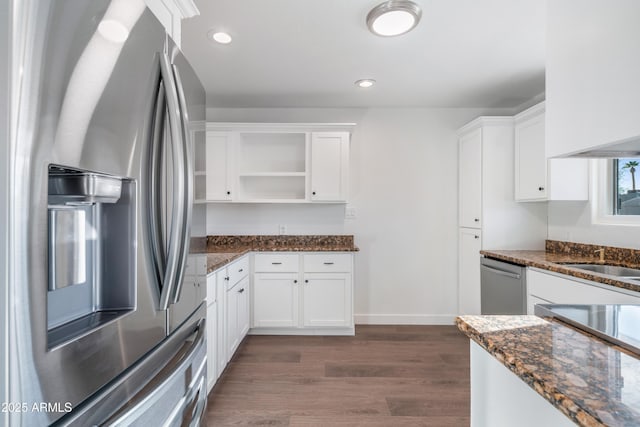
(2, 0, 207, 425)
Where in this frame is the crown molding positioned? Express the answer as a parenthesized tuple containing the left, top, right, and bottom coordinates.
(172, 0, 199, 18)
(514, 101, 545, 124)
(456, 116, 514, 136)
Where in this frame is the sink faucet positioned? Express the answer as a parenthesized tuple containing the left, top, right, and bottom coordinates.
(594, 248, 605, 263)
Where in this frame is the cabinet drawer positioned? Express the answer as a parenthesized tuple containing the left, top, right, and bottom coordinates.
(303, 253, 352, 272)
(227, 256, 249, 286)
(254, 254, 299, 272)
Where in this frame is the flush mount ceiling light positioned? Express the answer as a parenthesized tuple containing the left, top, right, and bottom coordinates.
(366, 0, 422, 37)
(208, 30, 232, 44)
(355, 79, 376, 88)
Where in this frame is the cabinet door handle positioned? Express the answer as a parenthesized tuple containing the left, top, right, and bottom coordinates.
(304, 279, 309, 283)
(323, 262, 334, 265)
(312, 191, 316, 195)
(238, 268, 243, 272)
(271, 262, 282, 265)
(238, 288, 245, 293)
(474, 235, 479, 239)
(538, 186, 545, 191)
(294, 280, 298, 284)
(226, 191, 231, 195)
(474, 218, 479, 222)
(224, 276, 229, 281)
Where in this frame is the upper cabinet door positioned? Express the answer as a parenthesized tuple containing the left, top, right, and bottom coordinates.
(205, 131, 234, 201)
(515, 109, 547, 201)
(310, 132, 349, 202)
(459, 128, 482, 229)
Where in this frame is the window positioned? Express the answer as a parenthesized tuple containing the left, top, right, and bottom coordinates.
(613, 158, 640, 215)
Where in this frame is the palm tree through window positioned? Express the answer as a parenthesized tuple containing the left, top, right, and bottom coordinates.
(614, 158, 640, 215)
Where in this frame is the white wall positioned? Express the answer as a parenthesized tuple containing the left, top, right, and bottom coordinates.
(206, 107, 511, 324)
(548, 201, 640, 250)
(546, 0, 640, 157)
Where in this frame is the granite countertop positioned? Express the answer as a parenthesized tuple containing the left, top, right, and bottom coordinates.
(192, 235, 359, 274)
(457, 315, 640, 426)
(481, 248, 640, 293)
(205, 251, 251, 274)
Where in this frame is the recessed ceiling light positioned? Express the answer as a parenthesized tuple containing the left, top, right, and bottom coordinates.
(355, 79, 376, 88)
(366, 0, 422, 37)
(208, 31, 232, 44)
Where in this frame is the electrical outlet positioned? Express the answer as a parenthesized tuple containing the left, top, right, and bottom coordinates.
(345, 206, 357, 219)
(278, 224, 287, 235)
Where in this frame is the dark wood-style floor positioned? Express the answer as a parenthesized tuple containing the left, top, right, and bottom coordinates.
(206, 325, 470, 426)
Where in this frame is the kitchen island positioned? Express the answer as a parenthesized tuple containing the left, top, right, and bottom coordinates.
(457, 315, 640, 426)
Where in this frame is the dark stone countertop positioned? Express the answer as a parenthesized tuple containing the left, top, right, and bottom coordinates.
(457, 315, 640, 427)
(191, 235, 359, 274)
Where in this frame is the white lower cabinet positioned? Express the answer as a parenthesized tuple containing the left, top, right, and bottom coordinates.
(206, 299, 217, 393)
(303, 273, 352, 328)
(205, 255, 249, 394)
(252, 253, 354, 335)
(527, 268, 640, 314)
(253, 273, 299, 328)
(225, 266, 250, 362)
(459, 228, 482, 315)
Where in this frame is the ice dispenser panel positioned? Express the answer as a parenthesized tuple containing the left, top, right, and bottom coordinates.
(47, 165, 136, 348)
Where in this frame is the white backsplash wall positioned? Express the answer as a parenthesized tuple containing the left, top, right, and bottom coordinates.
(548, 201, 640, 249)
(206, 107, 513, 324)
(206, 203, 347, 235)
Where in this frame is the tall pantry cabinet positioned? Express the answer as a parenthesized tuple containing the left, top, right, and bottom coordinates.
(457, 118, 547, 314)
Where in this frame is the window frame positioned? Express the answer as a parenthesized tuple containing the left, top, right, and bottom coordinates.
(592, 159, 640, 226)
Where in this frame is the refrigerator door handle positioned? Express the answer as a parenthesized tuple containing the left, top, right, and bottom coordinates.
(169, 64, 194, 305)
(166, 374, 206, 427)
(157, 52, 186, 311)
(148, 80, 167, 294)
(97, 317, 206, 426)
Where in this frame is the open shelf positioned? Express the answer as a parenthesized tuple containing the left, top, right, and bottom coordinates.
(238, 175, 306, 201)
(238, 132, 306, 174)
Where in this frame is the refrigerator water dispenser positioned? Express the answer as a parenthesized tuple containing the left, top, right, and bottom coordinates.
(47, 165, 136, 348)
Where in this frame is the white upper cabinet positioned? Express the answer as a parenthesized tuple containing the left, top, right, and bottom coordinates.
(457, 117, 547, 250)
(459, 128, 483, 229)
(515, 105, 547, 201)
(546, 1, 640, 157)
(204, 131, 234, 201)
(310, 132, 349, 202)
(144, 0, 199, 47)
(202, 123, 353, 203)
(515, 103, 588, 202)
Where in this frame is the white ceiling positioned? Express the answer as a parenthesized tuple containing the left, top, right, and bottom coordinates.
(181, 0, 545, 108)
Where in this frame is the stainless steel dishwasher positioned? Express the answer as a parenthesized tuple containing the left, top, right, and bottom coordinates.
(480, 257, 526, 314)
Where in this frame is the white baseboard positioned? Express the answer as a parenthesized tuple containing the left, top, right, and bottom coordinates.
(249, 327, 355, 336)
(354, 314, 457, 325)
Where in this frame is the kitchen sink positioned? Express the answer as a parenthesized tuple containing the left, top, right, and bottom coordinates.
(562, 263, 640, 279)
